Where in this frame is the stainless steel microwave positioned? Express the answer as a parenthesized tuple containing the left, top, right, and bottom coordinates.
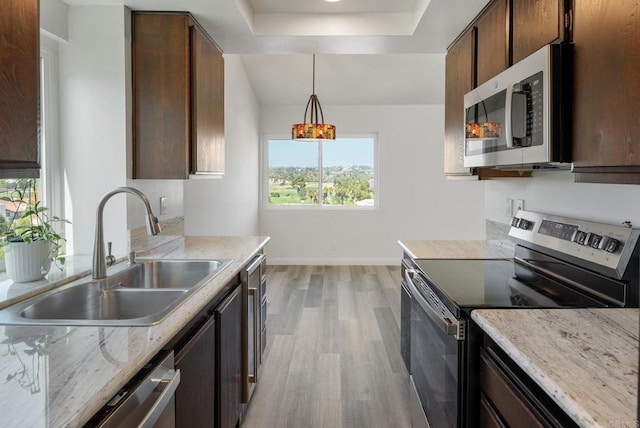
(463, 43, 573, 169)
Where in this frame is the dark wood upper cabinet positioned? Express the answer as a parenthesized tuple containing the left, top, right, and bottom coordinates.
(0, 0, 40, 173)
(476, 0, 508, 87)
(191, 26, 225, 175)
(444, 29, 475, 177)
(444, 0, 529, 179)
(512, 0, 566, 64)
(132, 12, 224, 179)
(571, 0, 640, 184)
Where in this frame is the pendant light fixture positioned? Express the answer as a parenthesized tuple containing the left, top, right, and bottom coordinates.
(292, 54, 336, 140)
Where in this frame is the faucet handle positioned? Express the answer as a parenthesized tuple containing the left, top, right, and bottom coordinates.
(106, 242, 116, 267)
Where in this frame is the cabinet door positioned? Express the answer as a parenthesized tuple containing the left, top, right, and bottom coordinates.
(572, 0, 640, 182)
(132, 13, 190, 179)
(191, 26, 225, 175)
(0, 0, 40, 171)
(476, 0, 508, 87)
(444, 29, 475, 177)
(216, 286, 242, 428)
(512, 0, 563, 64)
(175, 315, 216, 427)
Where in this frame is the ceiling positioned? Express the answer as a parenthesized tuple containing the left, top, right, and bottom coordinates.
(65, 0, 490, 105)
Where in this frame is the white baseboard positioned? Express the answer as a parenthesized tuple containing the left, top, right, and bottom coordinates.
(267, 257, 399, 266)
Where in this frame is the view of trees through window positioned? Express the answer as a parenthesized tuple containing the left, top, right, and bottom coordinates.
(0, 179, 41, 260)
(268, 137, 375, 206)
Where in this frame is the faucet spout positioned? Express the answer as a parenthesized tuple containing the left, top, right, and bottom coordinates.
(92, 187, 161, 279)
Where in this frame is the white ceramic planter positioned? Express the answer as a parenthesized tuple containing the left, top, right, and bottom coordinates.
(4, 240, 52, 283)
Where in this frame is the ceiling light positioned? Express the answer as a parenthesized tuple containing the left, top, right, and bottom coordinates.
(292, 54, 336, 140)
(324, 0, 341, 2)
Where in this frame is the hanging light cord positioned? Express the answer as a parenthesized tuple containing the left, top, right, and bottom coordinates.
(302, 54, 325, 126)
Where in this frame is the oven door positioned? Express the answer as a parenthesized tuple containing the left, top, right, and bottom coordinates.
(400, 278, 412, 373)
(405, 268, 465, 428)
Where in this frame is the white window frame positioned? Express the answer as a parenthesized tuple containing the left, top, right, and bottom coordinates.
(262, 133, 379, 210)
(40, 35, 65, 238)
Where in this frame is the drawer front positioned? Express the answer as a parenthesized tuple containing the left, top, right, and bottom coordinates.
(479, 393, 506, 428)
(480, 351, 545, 428)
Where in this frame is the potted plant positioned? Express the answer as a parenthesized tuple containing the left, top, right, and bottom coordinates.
(0, 179, 70, 282)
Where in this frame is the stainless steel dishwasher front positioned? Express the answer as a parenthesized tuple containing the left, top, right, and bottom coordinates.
(89, 350, 180, 428)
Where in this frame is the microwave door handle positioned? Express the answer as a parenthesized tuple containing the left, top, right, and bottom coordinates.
(504, 82, 514, 148)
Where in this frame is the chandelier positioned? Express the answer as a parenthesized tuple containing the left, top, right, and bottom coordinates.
(292, 54, 336, 140)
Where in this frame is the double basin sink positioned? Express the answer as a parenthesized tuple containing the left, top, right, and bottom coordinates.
(0, 259, 231, 326)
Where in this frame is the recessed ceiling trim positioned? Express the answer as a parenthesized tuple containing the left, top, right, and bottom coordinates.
(251, 13, 418, 36)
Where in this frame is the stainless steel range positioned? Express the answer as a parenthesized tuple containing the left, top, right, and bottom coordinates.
(400, 211, 640, 428)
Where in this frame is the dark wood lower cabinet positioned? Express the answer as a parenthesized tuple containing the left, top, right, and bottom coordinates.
(479, 336, 578, 428)
(479, 393, 506, 428)
(171, 280, 243, 428)
(216, 286, 242, 428)
(175, 315, 217, 427)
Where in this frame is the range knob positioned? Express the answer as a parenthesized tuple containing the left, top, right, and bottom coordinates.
(589, 234, 603, 249)
(573, 231, 588, 245)
(603, 237, 620, 253)
(518, 219, 532, 230)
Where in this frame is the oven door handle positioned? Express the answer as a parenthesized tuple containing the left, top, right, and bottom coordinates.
(405, 269, 465, 341)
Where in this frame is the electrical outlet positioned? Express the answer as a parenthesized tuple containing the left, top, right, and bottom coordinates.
(506, 198, 513, 217)
(159, 196, 167, 215)
(516, 199, 525, 213)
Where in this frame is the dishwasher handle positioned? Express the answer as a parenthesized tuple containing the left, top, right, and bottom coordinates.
(139, 368, 181, 428)
(94, 351, 181, 428)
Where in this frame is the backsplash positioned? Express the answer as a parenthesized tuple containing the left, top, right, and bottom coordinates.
(129, 216, 184, 255)
(486, 219, 511, 241)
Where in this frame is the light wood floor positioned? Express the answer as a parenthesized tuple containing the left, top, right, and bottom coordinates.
(242, 265, 410, 428)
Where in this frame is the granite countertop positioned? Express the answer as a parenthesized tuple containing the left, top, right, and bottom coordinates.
(398, 239, 515, 259)
(472, 308, 639, 427)
(0, 235, 270, 428)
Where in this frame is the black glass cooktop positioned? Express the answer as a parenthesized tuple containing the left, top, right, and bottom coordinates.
(412, 259, 605, 314)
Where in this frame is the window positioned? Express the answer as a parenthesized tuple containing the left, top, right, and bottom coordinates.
(0, 36, 64, 263)
(266, 136, 376, 207)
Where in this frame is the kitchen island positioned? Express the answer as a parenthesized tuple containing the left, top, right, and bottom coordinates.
(0, 236, 269, 427)
(398, 239, 514, 260)
(472, 308, 639, 427)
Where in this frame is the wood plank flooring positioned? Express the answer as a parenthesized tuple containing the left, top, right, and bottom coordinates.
(242, 265, 410, 428)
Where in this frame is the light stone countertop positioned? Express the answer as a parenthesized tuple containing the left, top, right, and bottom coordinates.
(0, 235, 183, 310)
(398, 239, 515, 259)
(0, 235, 270, 428)
(472, 308, 639, 427)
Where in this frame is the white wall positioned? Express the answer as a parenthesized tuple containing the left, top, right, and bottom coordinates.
(59, 6, 131, 256)
(56, 6, 187, 256)
(260, 104, 486, 265)
(40, 0, 68, 41)
(485, 170, 640, 227)
(184, 55, 260, 237)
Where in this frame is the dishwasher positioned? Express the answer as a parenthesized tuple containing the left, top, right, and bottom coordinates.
(86, 350, 181, 428)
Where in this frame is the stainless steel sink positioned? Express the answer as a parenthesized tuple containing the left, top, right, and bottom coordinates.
(21, 286, 188, 321)
(111, 260, 226, 289)
(0, 259, 232, 326)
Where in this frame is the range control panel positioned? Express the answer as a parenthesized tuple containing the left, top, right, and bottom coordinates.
(509, 210, 639, 280)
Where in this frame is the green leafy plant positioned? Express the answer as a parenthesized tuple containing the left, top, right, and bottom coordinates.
(0, 179, 70, 267)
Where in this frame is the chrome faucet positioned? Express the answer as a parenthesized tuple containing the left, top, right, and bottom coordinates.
(92, 187, 161, 279)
